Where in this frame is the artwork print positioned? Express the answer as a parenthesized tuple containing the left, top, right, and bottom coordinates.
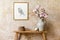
(13, 2, 29, 20)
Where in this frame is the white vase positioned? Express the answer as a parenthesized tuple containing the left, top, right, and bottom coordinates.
(37, 18, 45, 31)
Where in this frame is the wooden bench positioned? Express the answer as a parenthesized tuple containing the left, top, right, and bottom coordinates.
(14, 31, 47, 40)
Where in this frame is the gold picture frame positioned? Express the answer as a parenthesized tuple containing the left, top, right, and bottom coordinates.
(13, 2, 29, 20)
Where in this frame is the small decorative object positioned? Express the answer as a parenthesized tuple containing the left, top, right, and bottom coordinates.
(34, 27, 39, 31)
(33, 5, 48, 31)
(18, 26, 25, 31)
(13, 2, 29, 20)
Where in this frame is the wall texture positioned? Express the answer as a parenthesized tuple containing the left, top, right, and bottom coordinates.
(0, 0, 60, 40)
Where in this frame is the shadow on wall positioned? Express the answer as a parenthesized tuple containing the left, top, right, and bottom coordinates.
(44, 20, 55, 37)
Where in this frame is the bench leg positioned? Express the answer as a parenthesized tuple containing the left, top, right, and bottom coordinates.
(42, 33, 47, 40)
(18, 33, 22, 40)
(14, 32, 18, 40)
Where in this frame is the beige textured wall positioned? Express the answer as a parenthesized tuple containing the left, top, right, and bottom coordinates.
(0, 0, 60, 40)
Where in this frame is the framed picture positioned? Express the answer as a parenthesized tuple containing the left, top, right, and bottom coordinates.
(13, 2, 29, 20)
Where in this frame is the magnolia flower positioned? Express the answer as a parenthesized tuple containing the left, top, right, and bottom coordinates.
(35, 5, 40, 10)
(33, 9, 37, 13)
(40, 8, 48, 18)
(40, 12, 48, 18)
(33, 5, 40, 14)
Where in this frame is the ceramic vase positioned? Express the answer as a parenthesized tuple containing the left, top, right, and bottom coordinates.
(36, 18, 45, 31)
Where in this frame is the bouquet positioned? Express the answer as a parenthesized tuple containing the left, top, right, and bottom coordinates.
(33, 5, 48, 19)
